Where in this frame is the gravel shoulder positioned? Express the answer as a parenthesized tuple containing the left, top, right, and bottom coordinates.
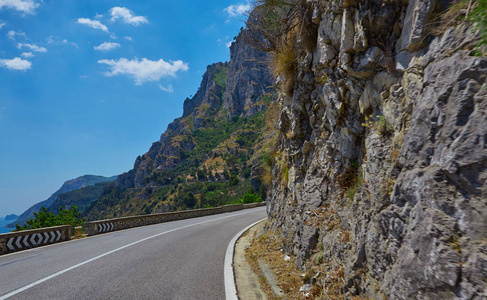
(234, 220, 268, 300)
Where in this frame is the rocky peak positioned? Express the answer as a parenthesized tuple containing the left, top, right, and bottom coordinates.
(224, 27, 273, 117)
(116, 21, 273, 189)
(182, 62, 227, 118)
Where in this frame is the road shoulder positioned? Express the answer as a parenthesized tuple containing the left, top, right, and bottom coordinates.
(234, 220, 268, 300)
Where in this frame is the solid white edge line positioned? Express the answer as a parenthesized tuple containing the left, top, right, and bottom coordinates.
(0, 208, 265, 300)
(224, 218, 266, 300)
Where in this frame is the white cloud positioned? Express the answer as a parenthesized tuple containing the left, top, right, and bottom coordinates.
(17, 43, 47, 52)
(123, 36, 133, 42)
(224, 4, 250, 17)
(7, 30, 25, 40)
(0, 21, 5, 30)
(110, 7, 148, 26)
(95, 13, 103, 19)
(226, 41, 233, 48)
(94, 42, 120, 51)
(158, 84, 174, 93)
(46, 36, 78, 48)
(77, 18, 108, 32)
(21, 52, 33, 58)
(98, 57, 188, 85)
(0, 57, 31, 70)
(0, 0, 39, 14)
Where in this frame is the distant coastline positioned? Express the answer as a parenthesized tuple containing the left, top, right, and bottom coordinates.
(0, 216, 16, 234)
(5, 214, 19, 221)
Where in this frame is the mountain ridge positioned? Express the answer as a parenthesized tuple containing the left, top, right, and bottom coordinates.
(7, 175, 117, 228)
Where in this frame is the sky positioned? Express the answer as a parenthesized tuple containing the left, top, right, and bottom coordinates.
(0, 0, 252, 216)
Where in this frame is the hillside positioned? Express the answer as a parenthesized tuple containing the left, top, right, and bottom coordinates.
(255, 0, 487, 298)
(81, 23, 276, 221)
(8, 175, 116, 228)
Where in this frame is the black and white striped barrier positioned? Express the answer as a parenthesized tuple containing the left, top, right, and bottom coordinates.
(0, 225, 71, 255)
(6, 231, 62, 251)
(97, 223, 114, 233)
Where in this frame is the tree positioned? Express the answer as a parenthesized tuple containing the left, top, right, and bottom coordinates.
(244, 0, 317, 53)
(242, 192, 262, 204)
(184, 192, 197, 208)
(15, 206, 85, 231)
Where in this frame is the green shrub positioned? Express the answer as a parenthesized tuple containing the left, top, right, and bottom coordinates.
(346, 176, 363, 200)
(214, 66, 227, 89)
(242, 193, 262, 204)
(15, 206, 85, 231)
(469, 0, 487, 47)
(362, 115, 393, 137)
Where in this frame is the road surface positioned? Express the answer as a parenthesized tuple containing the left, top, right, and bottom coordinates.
(0, 207, 266, 300)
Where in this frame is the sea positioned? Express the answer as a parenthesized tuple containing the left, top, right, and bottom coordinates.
(0, 216, 15, 234)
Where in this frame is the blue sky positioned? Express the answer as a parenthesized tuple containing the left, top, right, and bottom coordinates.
(0, 0, 251, 215)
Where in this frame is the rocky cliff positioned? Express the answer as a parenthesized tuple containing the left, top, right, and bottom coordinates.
(264, 0, 487, 298)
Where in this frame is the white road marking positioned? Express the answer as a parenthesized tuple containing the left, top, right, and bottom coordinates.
(224, 218, 266, 300)
(0, 208, 265, 300)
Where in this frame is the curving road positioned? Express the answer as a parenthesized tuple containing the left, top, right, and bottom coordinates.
(0, 207, 266, 300)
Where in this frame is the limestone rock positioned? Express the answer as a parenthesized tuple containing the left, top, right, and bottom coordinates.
(267, 0, 487, 298)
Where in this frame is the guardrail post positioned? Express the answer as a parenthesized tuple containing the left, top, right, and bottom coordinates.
(83, 222, 96, 236)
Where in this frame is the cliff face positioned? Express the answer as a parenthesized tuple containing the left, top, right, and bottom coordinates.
(267, 0, 486, 298)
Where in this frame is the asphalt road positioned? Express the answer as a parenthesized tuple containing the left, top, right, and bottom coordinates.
(0, 207, 266, 300)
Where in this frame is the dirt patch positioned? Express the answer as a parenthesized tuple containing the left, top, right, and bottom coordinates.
(239, 219, 365, 299)
(243, 221, 316, 299)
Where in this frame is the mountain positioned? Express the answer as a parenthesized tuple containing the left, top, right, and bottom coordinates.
(5, 214, 18, 221)
(8, 175, 117, 228)
(257, 0, 487, 298)
(81, 22, 275, 221)
(47, 181, 115, 214)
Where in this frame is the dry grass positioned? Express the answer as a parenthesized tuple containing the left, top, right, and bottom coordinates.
(303, 206, 341, 231)
(202, 157, 226, 176)
(272, 42, 298, 97)
(431, 0, 473, 36)
(282, 164, 289, 187)
(245, 225, 318, 299)
(262, 164, 273, 187)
